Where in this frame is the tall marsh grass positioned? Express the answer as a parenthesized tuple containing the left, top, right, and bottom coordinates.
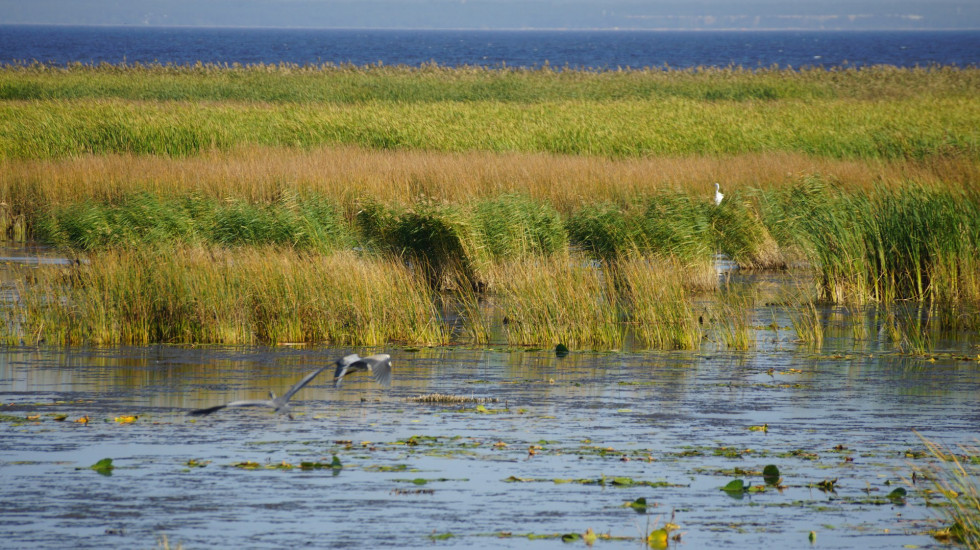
(787, 291, 825, 348)
(36, 192, 352, 252)
(3, 62, 977, 103)
(616, 258, 709, 349)
(2, 85, 977, 161)
(491, 257, 623, 350)
(919, 436, 980, 549)
(14, 176, 980, 314)
(3, 248, 445, 346)
(5, 148, 974, 226)
(769, 179, 980, 305)
(716, 291, 755, 351)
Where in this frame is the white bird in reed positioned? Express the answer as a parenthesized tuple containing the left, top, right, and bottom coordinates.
(714, 182, 724, 206)
(333, 353, 393, 388)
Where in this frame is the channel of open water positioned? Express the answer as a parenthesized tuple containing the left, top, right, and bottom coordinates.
(1, 249, 978, 549)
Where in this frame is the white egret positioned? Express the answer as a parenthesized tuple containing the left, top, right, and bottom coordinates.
(714, 183, 724, 206)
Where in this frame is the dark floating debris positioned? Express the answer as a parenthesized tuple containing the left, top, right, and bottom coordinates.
(407, 393, 499, 404)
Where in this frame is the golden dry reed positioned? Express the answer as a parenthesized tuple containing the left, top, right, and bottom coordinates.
(490, 257, 623, 350)
(4, 146, 977, 221)
(4, 248, 446, 346)
(616, 257, 711, 350)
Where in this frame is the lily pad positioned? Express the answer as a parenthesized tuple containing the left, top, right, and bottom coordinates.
(647, 528, 669, 549)
(627, 497, 648, 513)
(722, 479, 746, 493)
(887, 487, 907, 503)
(89, 458, 115, 475)
(763, 464, 781, 484)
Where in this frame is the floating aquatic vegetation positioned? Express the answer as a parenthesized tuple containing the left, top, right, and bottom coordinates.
(721, 479, 746, 494)
(84, 458, 114, 476)
(391, 488, 435, 495)
(300, 456, 343, 470)
(763, 464, 781, 485)
(625, 497, 651, 513)
(811, 478, 838, 493)
(363, 464, 412, 473)
(887, 487, 908, 504)
(407, 393, 499, 404)
(504, 475, 679, 488)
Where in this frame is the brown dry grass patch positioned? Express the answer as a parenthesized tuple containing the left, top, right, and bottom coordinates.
(3, 146, 976, 218)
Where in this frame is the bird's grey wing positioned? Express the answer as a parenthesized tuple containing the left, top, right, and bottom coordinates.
(223, 400, 275, 409)
(362, 354, 392, 386)
(333, 353, 363, 387)
(281, 364, 334, 402)
(338, 354, 392, 387)
(187, 399, 271, 416)
(187, 404, 229, 416)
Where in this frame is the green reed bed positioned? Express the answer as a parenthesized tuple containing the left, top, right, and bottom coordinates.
(37, 191, 569, 289)
(1, 94, 976, 161)
(766, 179, 980, 305)
(36, 192, 352, 252)
(565, 191, 784, 268)
(7, 178, 980, 348)
(2, 248, 445, 346)
(2, 63, 977, 162)
(3, 62, 978, 103)
(25, 181, 980, 309)
(566, 195, 713, 262)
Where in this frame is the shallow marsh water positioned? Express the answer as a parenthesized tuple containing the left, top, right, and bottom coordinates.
(1, 248, 978, 548)
(2, 325, 979, 549)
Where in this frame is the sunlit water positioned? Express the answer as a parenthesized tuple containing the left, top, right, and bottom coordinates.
(2, 314, 978, 549)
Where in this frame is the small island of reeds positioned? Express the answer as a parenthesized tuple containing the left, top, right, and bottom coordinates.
(1, 62, 979, 348)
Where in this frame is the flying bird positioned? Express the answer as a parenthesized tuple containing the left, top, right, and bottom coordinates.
(188, 356, 349, 419)
(333, 353, 392, 388)
(714, 182, 724, 206)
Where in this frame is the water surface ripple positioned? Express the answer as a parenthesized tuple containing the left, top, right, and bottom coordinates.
(1, 337, 977, 549)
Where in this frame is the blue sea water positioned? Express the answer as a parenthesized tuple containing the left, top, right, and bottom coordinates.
(1, 25, 978, 69)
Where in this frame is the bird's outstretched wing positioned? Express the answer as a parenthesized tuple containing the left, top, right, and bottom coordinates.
(333, 353, 362, 387)
(280, 364, 334, 402)
(360, 354, 393, 386)
(187, 399, 273, 416)
(335, 353, 392, 387)
(187, 404, 229, 416)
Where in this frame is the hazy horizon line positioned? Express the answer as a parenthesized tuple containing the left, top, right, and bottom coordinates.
(4, 22, 979, 32)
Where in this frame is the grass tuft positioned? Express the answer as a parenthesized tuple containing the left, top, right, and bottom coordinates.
(4, 248, 445, 346)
